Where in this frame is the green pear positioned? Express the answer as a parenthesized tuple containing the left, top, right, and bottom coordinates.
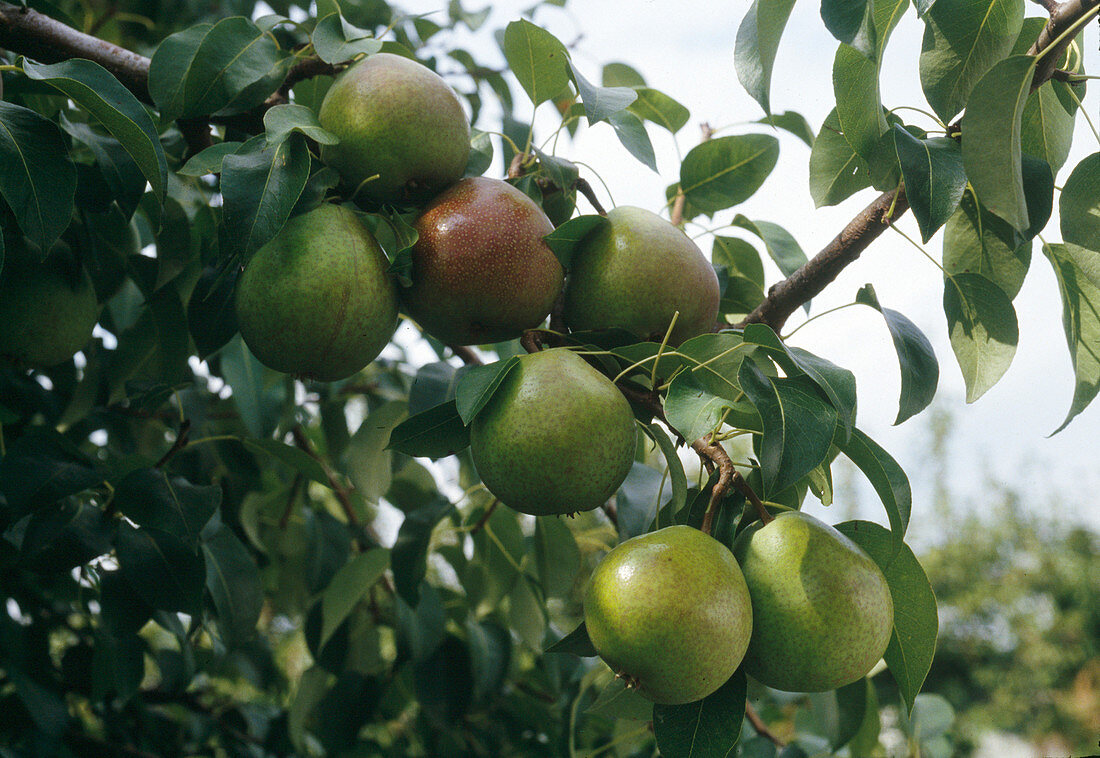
(470, 348, 636, 516)
(584, 525, 753, 705)
(733, 511, 894, 692)
(0, 238, 99, 368)
(318, 52, 470, 204)
(235, 204, 399, 382)
(402, 177, 564, 345)
(563, 206, 720, 345)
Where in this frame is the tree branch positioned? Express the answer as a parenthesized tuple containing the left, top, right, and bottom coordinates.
(745, 702, 785, 748)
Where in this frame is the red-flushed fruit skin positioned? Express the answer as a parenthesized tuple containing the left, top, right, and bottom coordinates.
(402, 177, 564, 345)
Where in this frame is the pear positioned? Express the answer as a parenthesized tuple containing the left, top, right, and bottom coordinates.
(470, 348, 635, 516)
(733, 511, 894, 692)
(318, 52, 470, 204)
(235, 204, 399, 382)
(584, 525, 753, 704)
(0, 238, 99, 368)
(402, 177, 564, 346)
(563, 206, 720, 345)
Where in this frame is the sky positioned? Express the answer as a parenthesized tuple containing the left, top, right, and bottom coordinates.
(391, 0, 1100, 534)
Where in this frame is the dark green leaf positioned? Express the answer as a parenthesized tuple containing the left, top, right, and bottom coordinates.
(219, 335, 286, 438)
(755, 110, 815, 147)
(734, 0, 797, 117)
(833, 44, 886, 164)
(821, 0, 870, 47)
(178, 141, 242, 176)
(961, 55, 1036, 232)
(311, 13, 382, 65)
(202, 523, 263, 647)
(455, 357, 519, 425)
(187, 265, 239, 358)
(392, 497, 454, 606)
(115, 522, 205, 615)
(629, 87, 690, 133)
(647, 422, 688, 516)
(569, 61, 636, 123)
(809, 108, 873, 207)
(617, 462, 669, 540)
(731, 216, 807, 278)
(544, 621, 597, 656)
(892, 127, 966, 242)
(1021, 80, 1076, 172)
(467, 620, 511, 702)
(1020, 154, 1054, 241)
(396, 583, 446, 661)
(61, 117, 146, 218)
(264, 103, 339, 146)
(533, 147, 579, 190)
(0, 101, 76, 252)
(838, 428, 911, 554)
(387, 400, 470, 459)
(115, 468, 221, 545)
(714, 236, 765, 287)
(833, 678, 876, 750)
(1060, 152, 1100, 253)
(21, 499, 113, 573)
(533, 516, 580, 598)
(91, 628, 145, 701)
(1042, 242, 1100, 433)
(943, 189, 1031, 300)
(663, 372, 735, 448)
(653, 669, 747, 757)
(608, 110, 657, 172)
(856, 284, 939, 425)
(680, 135, 779, 215)
(502, 19, 570, 106)
(241, 438, 331, 488)
(0, 429, 101, 519)
(918, 0, 1026, 122)
(321, 548, 390, 646)
(23, 59, 168, 201)
(943, 272, 1019, 402)
(542, 214, 608, 270)
(836, 521, 937, 712)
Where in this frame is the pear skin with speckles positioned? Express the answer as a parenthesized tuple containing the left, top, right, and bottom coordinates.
(470, 348, 636, 516)
(733, 511, 894, 692)
(319, 53, 470, 205)
(563, 206, 720, 345)
(584, 525, 753, 704)
(402, 177, 564, 345)
(235, 204, 399, 382)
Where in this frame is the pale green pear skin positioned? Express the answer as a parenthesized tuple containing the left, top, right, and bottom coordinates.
(470, 348, 636, 516)
(733, 512, 894, 692)
(0, 239, 99, 368)
(235, 204, 399, 382)
(403, 177, 563, 345)
(318, 53, 470, 204)
(584, 525, 753, 705)
(563, 206, 720, 345)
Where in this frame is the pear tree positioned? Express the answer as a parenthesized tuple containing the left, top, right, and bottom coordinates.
(0, 0, 1097, 755)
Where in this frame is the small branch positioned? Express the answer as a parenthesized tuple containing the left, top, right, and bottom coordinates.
(733, 470, 771, 524)
(449, 344, 484, 366)
(469, 498, 499, 534)
(290, 425, 358, 527)
(153, 419, 191, 469)
(574, 177, 606, 216)
(690, 437, 734, 535)
(745, 702, 785, 748)
(520, 329, 546, 354)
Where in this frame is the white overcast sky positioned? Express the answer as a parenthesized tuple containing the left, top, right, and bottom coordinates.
(392, 0, 1100, 534)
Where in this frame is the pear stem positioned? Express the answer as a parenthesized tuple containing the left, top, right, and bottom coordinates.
(448, 344, 483, 366)
(469, 499, 499, 535)
(745, 702, 785, 748)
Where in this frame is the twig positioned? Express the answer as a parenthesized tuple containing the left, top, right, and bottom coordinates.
(690, 437, 734, 535)
(520, 329, 546, 354)
(745, 702, 785, 748)
(290, 425, 358, 527)
(733, 470, 771, 524)
(153, 419, 191, 469)
(469, 498, 499, 534)
(449, 344, 484, 366)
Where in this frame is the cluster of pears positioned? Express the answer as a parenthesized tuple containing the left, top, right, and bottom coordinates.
(583, 512, 894, 704)
(237, 51, 722, 381)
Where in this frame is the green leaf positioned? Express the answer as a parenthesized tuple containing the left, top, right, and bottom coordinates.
(502, 19, 570, 106)
(653, 669, 747, 757)
(467, 620, 511, 703)
(21, 500, 113, 573)
(587, 675, 655, 721)
(680, 135, 779, 215)
(321, 548, 390, 646)
(542, 214, 608, 270)
(455, 357, 520, 424)
(714, 236, 765, 288)
(833, 678, 877, 750)
(178, 141, 242, 176)
(544, 621, 597, 656)
(220, 335, 285, 438)
(836, 521, 937, 712)
(202, 523, 263, 647)
(734, 0, 797, 117)
(647, 423, 688, 516)
(809, 108, 873, 207)
(892, 127, 966, 242)
(115, 522, 205, 615)
(311, 13, 382, 65)
(838, 428, 912, 554)
(391, 497, 454, 606)
(731, 216, 807, 278)
(1042, 243, 1100, 433)
(22, 59, 168, 202)
(220, 135, 311, 262)
(241, 438, 332, 488)
(1021, 80, 1076, 171)
(602, 62, 646, 87)
(943, 272, 1019, 402)
(608, 110, 657, 172)
(148, 17, 290, 121)
(629, 87, 690, 133)
(943, 189, 1031, 299)
(755, 110, 815, 147)
(738, 362, 839, 497)
(617, 462, 669, 540)
(187, 265, 240, 358)
(0, 429, 101, 519)
(345, 400, 408, 503)
(264, 103, 339, 146)
(115, 468, 221, 546)
(533, 147, 578, 190)
(833, 44, 887, 165)
(1060, 152, 1100, 253)
(387, 400, 470, 459)
(534, 516, 580, 598)
(0, 101, 76, 252)
(821, 0, 870, 48)
(856, 284, 939, 425)
(62, 117, 146, 219)
(961, 55, 1036, 232)
(664, 373, 736, 444)
(569, 61, 636, 123)
(1019, 153, 1054, 241)
(918, 0, 1026, 122)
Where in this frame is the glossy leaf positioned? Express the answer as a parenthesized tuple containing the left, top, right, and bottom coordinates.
(892, 127, 966, 242)
(502, 19, 570, 106)
(943, 272, 1019, 402)
(542, 214, 608, 269)
(115, 522, 205, 615)
(918, 0, 1025, 122)
(391, 497, 454, 606)
(809, 108, 872, 207)
(178, 141, 242, 176)
(653, 669, 747, 757)
(680, 135, 779, 215)
(1021, 80, 1076, 172)
(833, 43, 886, 164)
(0, 101, 76, 252)
(187, 265, 240, 358)
(961, 55, 1036, 232)
(0, 430, 101, 519)
(311, 13, 382, 64)
(617, 461, 669, 540)
(629, 87, 690, 133)
(608, 109, 657, 172)
(219, 335, 285, 439)
(942, 189, 1031, 299)
(23, 59, 168, 201)
(455, 357, 520, 424)
(1042, 243, 1100, 433)
(838, 427, 912, 553)
(647, 422, 688, 516)
(734, 0, 797, 116)
(1060, 152, 1100, 253)
(821, 0, 870, 48)
(544, 621, 597, 656)
(202, 523, 263, 647)
(263, 103, 339, 146)
(856, 284, 939, 424)
(115, 468, 221, 545)
(533, 516, 580, 598)
(321, 548, 390, 646)
(569, 61, 636, 123)
(755, 110, 815, 147)
(663, 372, 733, 445)
(387, 400, 470, 459)
(732, 216, 807, 278)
